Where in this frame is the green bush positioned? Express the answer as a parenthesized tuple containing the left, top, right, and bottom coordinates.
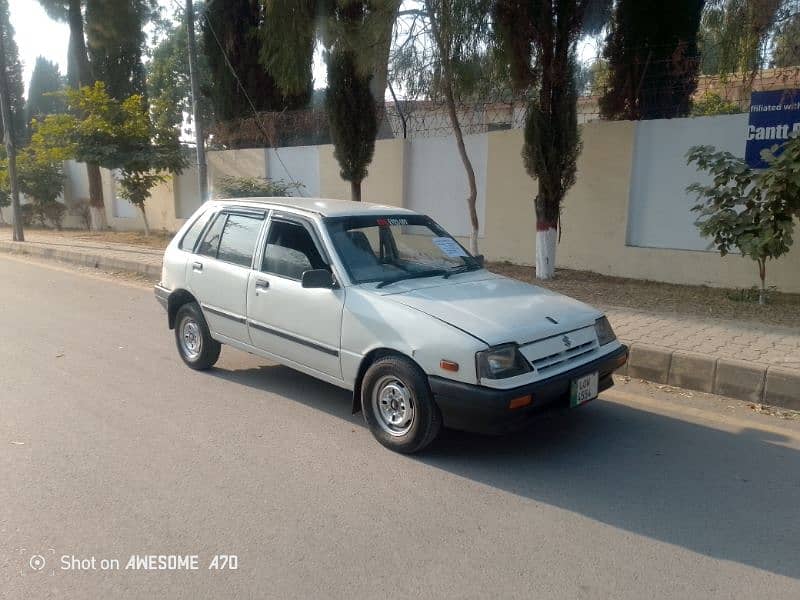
(215, 175, 303, 199)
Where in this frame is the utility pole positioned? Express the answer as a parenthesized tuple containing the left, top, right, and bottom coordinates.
(0, 15, 22, 241)
(186, 0, 209, 202)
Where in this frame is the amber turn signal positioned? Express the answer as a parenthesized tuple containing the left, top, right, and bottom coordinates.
(508, 395, 532, 410)
(440, 360, 459, 372)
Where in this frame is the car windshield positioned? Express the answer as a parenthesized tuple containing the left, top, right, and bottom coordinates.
(324, 215, 480, 285)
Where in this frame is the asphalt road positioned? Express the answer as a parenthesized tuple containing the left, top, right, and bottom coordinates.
(2, 254, 799, 600)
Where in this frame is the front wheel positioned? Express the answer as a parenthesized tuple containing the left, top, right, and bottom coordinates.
(362, 356, 441, 454)
(174, 302, 221, 370)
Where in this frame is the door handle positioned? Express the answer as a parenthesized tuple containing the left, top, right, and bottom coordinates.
(255, 279, 270, 292)
(192, 261, 203, 272)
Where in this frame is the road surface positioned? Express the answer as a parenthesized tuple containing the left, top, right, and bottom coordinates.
(1, 254, 799, 599)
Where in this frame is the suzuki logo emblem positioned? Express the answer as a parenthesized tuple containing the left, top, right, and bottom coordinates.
(562, 335, 572, 348)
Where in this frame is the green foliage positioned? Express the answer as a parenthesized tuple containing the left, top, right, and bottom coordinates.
(0, 144, 65, 229)
(203, 0, 309, 124)
(147, 12, 214, 136)
(771, 11, 800, 68)
(325, 46, 377, 193)
(699, 0, 783, 78)
(85, 0, 155, 99)
(31, 82, 187, 221)
(691, 91, 742, 116)
(260, 0, 318, 97)
(686, 137, 800, 302)
(26, 57, 65, 129)
(600, 0, 705, 120)
(215, 175, 303, 198)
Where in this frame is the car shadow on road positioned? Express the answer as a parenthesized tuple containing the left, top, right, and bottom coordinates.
(209, 363, 800, 580)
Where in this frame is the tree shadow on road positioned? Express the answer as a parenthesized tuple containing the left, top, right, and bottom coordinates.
(209, 363, 800, 580)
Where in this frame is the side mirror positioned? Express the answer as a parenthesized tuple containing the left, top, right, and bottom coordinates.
(474, 254, 485, 267)
(301, 269, 334, 289)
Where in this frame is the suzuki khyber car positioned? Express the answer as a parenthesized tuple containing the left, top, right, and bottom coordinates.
(155, 198, 628, 453)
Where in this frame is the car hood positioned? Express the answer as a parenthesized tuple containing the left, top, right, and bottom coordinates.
(380, 273, 601, 346)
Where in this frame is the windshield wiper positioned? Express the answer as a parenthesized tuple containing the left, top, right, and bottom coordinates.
(442, 263, 481, 279)
(376, 269, 447, 289)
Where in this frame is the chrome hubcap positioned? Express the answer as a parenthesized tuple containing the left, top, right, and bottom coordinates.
(372, 376, 415, 437)
(180, 317, 202, 360)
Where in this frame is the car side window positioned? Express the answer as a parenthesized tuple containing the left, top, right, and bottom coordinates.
(179, 209, 210, 252)
(262, 220, 328, 280)
(216, 214, 264, 268)
(196, 212, 227, 258)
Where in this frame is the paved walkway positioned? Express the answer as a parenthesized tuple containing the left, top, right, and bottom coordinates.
(3, 230, 799, 379)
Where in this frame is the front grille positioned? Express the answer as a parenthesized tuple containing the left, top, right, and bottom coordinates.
(530, 341, 596, 374)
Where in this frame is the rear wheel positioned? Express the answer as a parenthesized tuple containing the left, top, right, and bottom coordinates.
(362, 356, 441, 454)
(174, 302, 221, 370)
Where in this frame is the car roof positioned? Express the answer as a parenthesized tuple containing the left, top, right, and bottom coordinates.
(209, 196, 417, 218)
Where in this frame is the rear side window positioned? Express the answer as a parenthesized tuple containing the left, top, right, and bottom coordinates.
(179, 210, 211, 252)
(217, 214, 264, 268)
(197, 213, 227, 258)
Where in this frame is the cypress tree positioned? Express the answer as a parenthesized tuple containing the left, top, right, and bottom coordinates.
(600, 0, 706, 120)
(26, 57, 65, 130)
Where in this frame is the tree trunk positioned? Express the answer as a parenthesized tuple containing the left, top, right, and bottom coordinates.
(428, 0, 480, 255)
(87, 163, 107, 230)
(68, 0, 106, 227)
(351, 180, 362, 202)
(139, 205, 150, 237)
(535, 195, 559, 280)
(758, 258, 766, 306)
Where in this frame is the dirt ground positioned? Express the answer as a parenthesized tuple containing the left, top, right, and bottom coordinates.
(488, 262, 800, 329)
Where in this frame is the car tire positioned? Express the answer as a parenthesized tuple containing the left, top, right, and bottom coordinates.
(362, 356, 442, 454)
(174, 302, 221, 370)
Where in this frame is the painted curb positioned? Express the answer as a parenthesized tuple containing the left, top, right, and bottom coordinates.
(618, 341, 800, 410)
(0, 240, 161, 279)
(3, 240, 799, 411)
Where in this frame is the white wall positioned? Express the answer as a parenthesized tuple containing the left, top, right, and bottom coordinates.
(267, 145, 320, 197)
(174, 166, 202, 219)
(627, 114, 750, 251)
(405, 133, 488, 237)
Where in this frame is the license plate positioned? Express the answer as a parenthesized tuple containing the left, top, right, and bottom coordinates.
(570, 372, 599, 408)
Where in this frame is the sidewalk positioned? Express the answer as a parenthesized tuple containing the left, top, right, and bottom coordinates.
(2, 229, 799, 409)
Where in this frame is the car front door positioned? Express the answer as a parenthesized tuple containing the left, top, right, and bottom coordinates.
(246, 214, 345, 380)
(187, 208, 266, 343)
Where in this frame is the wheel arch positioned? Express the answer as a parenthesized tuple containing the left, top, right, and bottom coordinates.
(167, 289, 198, 330)
(351, 347, 427, 415)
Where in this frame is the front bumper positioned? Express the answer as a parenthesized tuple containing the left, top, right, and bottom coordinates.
(429, 344, 629, 434)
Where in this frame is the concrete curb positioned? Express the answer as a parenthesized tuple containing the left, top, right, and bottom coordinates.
(0, 240, 161, 279)
(621, 342, 800, 411)
(3, 239, 799, 411)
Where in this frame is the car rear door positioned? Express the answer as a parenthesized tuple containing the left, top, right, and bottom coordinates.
(187, 208, 266, 343)
(246, 214, 345, 380)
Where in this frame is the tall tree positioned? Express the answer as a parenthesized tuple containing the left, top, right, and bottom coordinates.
(203, 0, 309, 125)
(147, 12, 213, 136)
(600, 0, 706, 121)
(0, 0, 22, 240)
(25, 57, 65, 132)
(771, 11, 800, 67)
(37, 0, 106, 229)
(699, 0, 784, 83)
(85, 0, 154, 100)
(494, 0, 611, 280)
(0, 0, 23, 148)
(391, 0, 492, 252)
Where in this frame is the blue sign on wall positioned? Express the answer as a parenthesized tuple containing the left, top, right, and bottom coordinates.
(746, 89, 800, 169)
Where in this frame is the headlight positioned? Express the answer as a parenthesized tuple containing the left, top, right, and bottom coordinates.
(595, 316, 617, 346)
(476, 344, 532, 379)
